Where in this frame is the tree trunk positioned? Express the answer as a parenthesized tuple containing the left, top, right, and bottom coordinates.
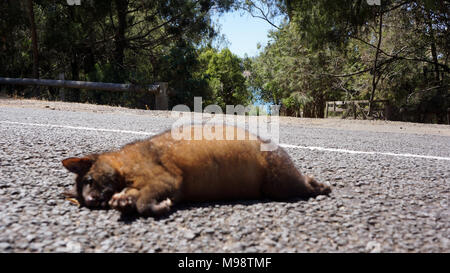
(26, 0, 39, 96)
(314, 92, 325, 118)
(426, 12, 440, 82)
(114, 0, 128, 68)
(70, 50, 80, 102)
(368, 10, 383, 117)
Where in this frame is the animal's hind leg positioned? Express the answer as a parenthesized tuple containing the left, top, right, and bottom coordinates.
(262, 148, 331, 199)
(141, 198, 173, 216)
(304, 175, 331, 196)
(135, 185, 175, 216)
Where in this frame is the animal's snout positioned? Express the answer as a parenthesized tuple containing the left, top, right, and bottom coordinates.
(84, 194, 99, 207)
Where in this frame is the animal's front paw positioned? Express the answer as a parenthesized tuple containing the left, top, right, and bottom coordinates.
(109, 191, 137, 213)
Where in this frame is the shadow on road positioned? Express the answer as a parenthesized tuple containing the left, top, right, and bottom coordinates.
(116, 197, 311, 224)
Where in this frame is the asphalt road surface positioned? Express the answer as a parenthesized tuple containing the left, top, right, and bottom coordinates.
(0, 100, 449, 252)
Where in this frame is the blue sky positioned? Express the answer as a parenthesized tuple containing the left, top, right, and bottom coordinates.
(212, 10, 279, 58)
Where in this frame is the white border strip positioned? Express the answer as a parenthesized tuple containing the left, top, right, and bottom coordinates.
(2, 120, 450, 161)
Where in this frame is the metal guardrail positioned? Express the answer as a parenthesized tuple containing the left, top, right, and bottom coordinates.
(0, 77, 169, 110)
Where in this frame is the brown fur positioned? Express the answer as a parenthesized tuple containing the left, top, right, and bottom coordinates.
(62, 125, 331, 216)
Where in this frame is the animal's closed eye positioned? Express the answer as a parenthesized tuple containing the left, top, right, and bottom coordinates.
(84, 175, 94, 185)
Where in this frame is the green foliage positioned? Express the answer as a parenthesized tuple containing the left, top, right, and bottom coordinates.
(248, 23, 345, 117)
(1, 0, 448, 123)
(157, 41, 212, 108)
(0, 0, 238, 108)
(283, 0, 378, 49)
(246, 0, 449, 122)
(281, 92, 313, 117)
(0, 1, 32, 78)
(199, 48, 251, 109)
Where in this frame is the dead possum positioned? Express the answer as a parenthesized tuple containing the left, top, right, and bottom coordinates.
(62, 125, 331, 216)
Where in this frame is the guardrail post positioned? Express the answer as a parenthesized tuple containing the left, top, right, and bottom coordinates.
(155, 82, 168, 110)
(58, 73, 65, 101)
(447, 108, 450, 125)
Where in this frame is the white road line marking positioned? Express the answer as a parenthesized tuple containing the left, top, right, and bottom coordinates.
(2, 120, 450, 161)
(279, 144, 450, 161)
(0, 120, 155, 135)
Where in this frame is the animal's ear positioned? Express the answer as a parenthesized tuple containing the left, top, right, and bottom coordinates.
(62, 156, 96, 174)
